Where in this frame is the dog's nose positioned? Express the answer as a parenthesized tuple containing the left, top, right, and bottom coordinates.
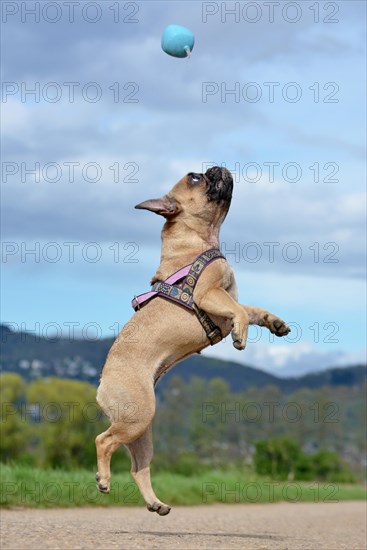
(205, 166, 233, 185)
(204, 166, 233, 204)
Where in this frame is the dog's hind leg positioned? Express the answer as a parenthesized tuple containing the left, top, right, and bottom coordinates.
(95, 379, 156, 495)
(126, 424, 171, 516)
(95, 425, 126, 493)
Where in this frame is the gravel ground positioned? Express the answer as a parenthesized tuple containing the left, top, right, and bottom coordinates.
(1, 502, 366, 550)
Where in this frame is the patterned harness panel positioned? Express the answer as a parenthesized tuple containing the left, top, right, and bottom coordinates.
(132, 248, 225, 345)
(151, 249, 224, 309)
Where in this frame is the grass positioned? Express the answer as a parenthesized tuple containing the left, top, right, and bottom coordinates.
(1, 463, 365, 508)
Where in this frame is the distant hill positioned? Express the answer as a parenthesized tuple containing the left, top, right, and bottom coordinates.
(165, 354, 366, 393)
(0, 324, 365, 393)
(0, 323, 111, 383)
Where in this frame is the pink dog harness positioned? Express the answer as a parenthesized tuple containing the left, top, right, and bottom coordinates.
(132, 248, 225, 345)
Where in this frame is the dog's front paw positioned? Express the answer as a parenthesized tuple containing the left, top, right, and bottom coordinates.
(231, 314, 249, 350)
(265, 315, 291, 337)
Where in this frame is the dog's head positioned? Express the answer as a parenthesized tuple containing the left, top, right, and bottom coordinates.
(135, 166, 233, 227)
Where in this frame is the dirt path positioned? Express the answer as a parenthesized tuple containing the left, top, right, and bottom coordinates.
(1, 502, 366, 550)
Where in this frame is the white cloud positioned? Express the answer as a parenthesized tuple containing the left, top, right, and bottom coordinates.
(1, 99, 32, 138)
(203, 338, 366, 378)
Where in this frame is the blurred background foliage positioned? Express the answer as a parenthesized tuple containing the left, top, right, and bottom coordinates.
(1, 372, 364, 482)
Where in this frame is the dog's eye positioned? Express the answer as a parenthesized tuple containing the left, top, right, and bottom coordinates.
(191, 174, 201, 183)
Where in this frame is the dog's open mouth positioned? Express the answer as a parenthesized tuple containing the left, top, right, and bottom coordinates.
(204, 166, 233, 204)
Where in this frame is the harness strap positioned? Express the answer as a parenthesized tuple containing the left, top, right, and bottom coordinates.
(132, 264, 192, 310)
(192, 304, 223, 345)
(131, 248, 225, 345)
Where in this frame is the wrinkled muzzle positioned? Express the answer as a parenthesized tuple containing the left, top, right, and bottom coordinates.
(205, 166, 233, 205)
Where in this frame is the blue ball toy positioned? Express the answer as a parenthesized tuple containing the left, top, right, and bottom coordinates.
(161, 24, 195, 58)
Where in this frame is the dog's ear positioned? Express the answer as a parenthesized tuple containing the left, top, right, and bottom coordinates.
(135, 196, 180, 217)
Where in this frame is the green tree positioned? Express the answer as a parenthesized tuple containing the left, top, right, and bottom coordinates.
(205, 378, 237, 463)
(311, 449, 355, 482)
(254, 436, 301, 480)
(0, 373, 29, 461)
(26, 377, 107, 469)
(189, 376, 213, 459)
(154, 375, 191, 463)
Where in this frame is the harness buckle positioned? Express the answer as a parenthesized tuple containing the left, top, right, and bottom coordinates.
(192, 303, 222, 345)
(207, 329, 223, 346)
(133, 295, 140, 311)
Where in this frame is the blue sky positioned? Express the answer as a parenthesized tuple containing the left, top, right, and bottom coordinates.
(1, 1, 366, 376)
